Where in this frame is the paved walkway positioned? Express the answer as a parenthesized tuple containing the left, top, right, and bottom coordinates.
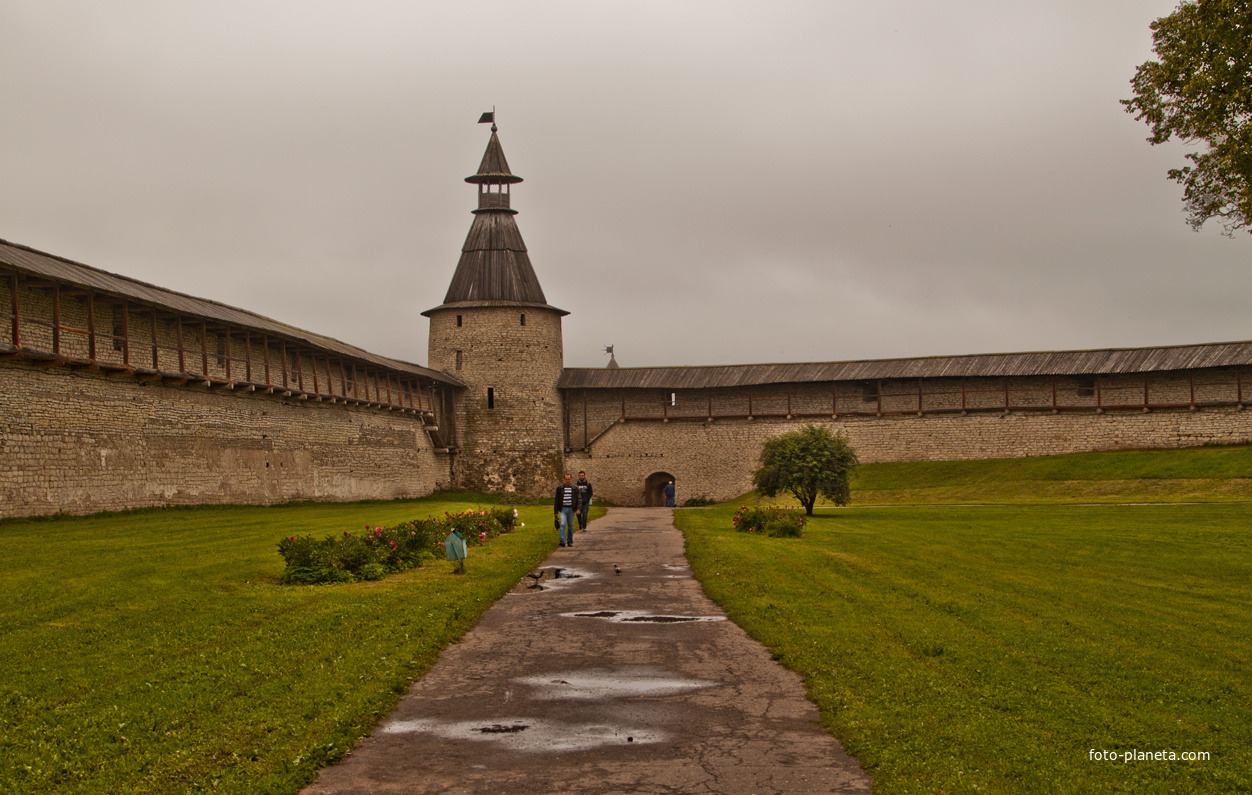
(304, 508, 872, 795)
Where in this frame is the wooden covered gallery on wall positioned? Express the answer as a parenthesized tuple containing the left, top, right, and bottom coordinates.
(0, 241, 462, 447)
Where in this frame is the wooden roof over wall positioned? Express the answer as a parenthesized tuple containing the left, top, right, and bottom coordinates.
(0, 238, 463, 386)
(558, 341, 1252, 390)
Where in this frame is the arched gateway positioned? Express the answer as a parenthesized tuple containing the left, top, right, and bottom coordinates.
(644, 472, 675, 507)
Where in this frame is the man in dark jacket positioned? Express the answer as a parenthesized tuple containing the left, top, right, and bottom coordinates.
(575, 471, 593, 530)
(554, 473, 581, 547)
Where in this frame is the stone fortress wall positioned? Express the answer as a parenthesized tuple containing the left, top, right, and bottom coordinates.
(5, 125, 1251, 518)
(562, 369, 1252, 505)
(0, 360, 450, 518)
(0, 254, 455, 519)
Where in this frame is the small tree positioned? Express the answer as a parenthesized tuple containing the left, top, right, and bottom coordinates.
(752, 424, 859, 516)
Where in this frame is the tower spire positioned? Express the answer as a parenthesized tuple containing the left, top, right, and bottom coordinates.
(425, 121, 565, 314)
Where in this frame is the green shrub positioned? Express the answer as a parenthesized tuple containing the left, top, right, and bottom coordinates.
(731, 505, 806, 537)
(683, 497, 717, 507)
(278, 507, 521, 585)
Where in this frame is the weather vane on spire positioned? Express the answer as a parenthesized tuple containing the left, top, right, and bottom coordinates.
(478, 107, 497, 132)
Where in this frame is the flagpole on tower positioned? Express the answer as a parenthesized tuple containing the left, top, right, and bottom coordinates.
(478, 106, 497, 132)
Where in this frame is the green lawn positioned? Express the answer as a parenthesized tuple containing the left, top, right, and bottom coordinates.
(0, 496, 599, 794)
(676, 500, 1251, 794)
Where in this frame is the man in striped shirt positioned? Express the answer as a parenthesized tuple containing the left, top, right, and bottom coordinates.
(553, 473, 582, 547)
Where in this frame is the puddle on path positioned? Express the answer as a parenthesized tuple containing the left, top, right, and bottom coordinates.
(559, 610, 726, 625)
(382, 717, 664, 752)
(515, 666, 719, 701)
(510, 567, 596, 594)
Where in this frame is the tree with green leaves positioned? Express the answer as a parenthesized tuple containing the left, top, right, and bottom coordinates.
(752, 424, 859, 516)
(1123, 0, 1252, 235)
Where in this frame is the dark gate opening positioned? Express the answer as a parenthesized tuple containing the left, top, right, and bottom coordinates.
(644, 472, 675, 507)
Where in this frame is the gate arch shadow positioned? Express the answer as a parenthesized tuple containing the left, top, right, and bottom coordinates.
(644, 472, 675, 507)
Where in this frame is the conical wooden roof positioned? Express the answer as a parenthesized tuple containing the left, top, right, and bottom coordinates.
(465, 131, 523, 184)
(425, 128, 566, 315)
(441, 212, 547, 304)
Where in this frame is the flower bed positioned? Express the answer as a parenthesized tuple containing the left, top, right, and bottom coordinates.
(277, 506, 521, 584)
(730, 505, 806, 537)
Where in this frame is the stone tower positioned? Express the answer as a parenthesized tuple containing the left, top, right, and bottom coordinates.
(424, 124, 567, 495)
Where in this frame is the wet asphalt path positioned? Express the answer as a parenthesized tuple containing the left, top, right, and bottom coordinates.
(303, 507, 872, 795)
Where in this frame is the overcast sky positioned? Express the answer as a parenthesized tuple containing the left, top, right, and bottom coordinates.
(2, 1, 1246, 369)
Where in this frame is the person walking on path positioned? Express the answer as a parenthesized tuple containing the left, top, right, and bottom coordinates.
(554, 473, 581, 547)
(575, 471, 593, 530)
(664, 480, 676, 507)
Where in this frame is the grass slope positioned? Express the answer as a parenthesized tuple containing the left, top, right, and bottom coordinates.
(676, 449, 1252, 794)
(1, 496, 599, 794)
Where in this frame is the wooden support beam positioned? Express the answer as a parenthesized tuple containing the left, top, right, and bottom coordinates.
(52, 282, 60, 355)
(176, 315, 186, 373)
(121, 300, 130, 366)
(200, 320, 209, 377)
(224, 325, 232, 381)
(280, 341, 289, 389)
(151, 310, 159, 369)
(262, 335, 271, 386)
(86, 292, 97, 362)
(352, 363, 360, 400)
(9, 273, 19, 349)
(311, 351, 320, 395)
(244, 329, 252, 382)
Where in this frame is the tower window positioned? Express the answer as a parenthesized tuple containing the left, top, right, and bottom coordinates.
(487, 387, 495, 409)
(669, 392, 677, 406)
(455, 350, 463, 370)
(520, 313, 526, 326)
(456, 314, 462, 327)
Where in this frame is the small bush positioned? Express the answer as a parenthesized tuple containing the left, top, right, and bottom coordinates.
(683, 497, 717, 507)
(277, 507, 522, 584)
(731, 505, 806, 537)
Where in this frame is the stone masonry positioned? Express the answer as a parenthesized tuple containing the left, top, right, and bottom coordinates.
(0, 359, 450, 518)
(427, 305, 565, 496)
(566, 376, 1252, 505)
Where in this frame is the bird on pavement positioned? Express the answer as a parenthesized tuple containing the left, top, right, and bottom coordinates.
(614, 565, 622, 575)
